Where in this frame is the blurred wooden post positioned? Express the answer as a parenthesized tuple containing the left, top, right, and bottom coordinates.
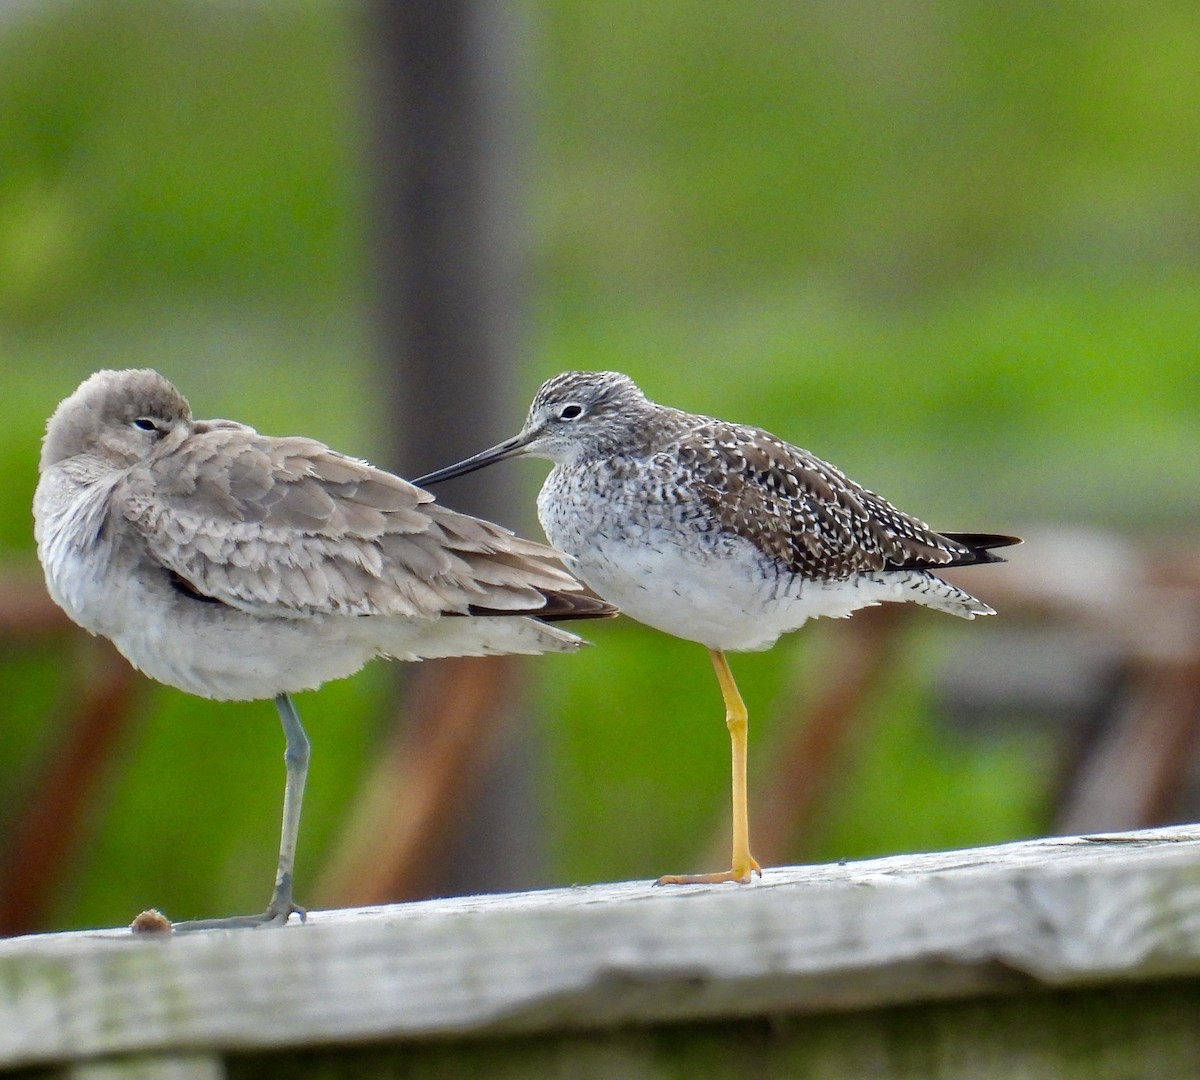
(367, 1, 527, 502)
(342, 1, 539, 898)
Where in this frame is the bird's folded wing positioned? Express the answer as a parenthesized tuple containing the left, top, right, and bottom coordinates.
(118, 425, 581, 618)
(679, 421, 972, 579)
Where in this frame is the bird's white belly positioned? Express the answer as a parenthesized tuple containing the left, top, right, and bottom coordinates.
(125, 607, 377, 702)
(550, 527, 888, 652)
(64, 565, 373, 703)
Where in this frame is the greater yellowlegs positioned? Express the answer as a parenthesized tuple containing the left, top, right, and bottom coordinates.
(415, 370, 1019, 884)
(34, 369, 614, 929)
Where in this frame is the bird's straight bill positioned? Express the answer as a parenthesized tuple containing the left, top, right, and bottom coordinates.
(32, 368, 615, 930)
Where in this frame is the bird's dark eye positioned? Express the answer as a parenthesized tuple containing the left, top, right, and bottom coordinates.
(559, 404, 583, 421)
(132, 417, 159, 433)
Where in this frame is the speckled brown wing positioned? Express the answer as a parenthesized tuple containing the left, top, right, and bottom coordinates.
(118, 420, 588, 619)
(675, 421, 979, 580)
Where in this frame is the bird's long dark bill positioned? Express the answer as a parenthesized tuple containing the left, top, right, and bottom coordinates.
(413, 433, 532, 487)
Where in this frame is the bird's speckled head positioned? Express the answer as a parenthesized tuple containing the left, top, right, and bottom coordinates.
(41, 369, 192, 472)
(412, 370, 677, 486)
(517, 370, 661, 463)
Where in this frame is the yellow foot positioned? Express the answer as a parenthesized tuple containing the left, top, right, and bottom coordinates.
(654, 856, 763, 886)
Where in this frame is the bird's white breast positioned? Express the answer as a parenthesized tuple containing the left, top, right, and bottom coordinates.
(535, 461, 894, 652)
(35, 471, 125, 639)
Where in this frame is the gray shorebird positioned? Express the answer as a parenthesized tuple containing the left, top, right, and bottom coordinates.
(34, 369, 614, 930)
(415, 370, 1019, 885)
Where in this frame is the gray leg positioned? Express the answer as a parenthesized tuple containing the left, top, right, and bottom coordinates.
(267, 692, 310, 920)
(171, 694, 310, 932)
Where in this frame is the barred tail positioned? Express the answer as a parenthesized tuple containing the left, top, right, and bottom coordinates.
(883, 569, 996, 619)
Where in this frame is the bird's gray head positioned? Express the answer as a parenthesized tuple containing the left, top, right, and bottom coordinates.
(40, 369, 192, 472)
(517, 371, 652, 463)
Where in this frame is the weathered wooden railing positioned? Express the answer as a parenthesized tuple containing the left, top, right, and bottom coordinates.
(2, 826, 1199, 1078)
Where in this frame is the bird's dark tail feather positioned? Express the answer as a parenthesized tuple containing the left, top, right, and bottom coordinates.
(465, 590, 618, 622)
(935, 532, 1022, 568)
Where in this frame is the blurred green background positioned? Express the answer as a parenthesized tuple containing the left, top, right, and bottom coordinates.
(2, 0, 1198, 931)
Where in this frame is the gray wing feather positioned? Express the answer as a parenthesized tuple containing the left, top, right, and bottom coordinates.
(119, 422, 580, 618)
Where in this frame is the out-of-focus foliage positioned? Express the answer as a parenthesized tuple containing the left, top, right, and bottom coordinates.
(0, 0, 1197, 926)
(0, 0, 364, 324)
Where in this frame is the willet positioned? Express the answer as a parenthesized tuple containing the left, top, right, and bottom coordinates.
(34, 369, 614, 929)
(415, 371, 1019, 884)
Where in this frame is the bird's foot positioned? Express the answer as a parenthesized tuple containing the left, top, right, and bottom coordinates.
(168, 906, 305, 933)
(654, 855, 762, 886)
(165, 876, 307, 932)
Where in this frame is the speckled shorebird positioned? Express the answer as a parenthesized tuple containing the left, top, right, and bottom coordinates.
(34, 369, 614, 930)
(415, 371, 1019, 885)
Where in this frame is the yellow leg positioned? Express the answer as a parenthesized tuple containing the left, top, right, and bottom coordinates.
(656, 649, 763, 885)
